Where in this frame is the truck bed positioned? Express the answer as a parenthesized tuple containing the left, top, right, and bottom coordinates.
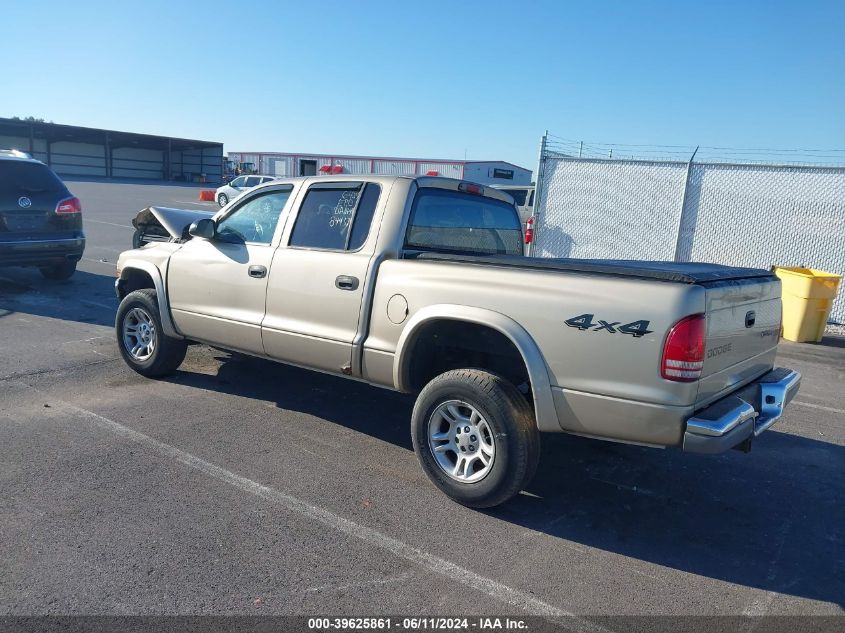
(406, 252, 775, 285)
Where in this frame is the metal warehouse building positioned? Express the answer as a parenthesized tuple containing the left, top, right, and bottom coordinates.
(0, 117, 223, 183)
(227, 151, 532, 186)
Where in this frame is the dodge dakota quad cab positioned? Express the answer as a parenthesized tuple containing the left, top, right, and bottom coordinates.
(114, 175, 801, 508)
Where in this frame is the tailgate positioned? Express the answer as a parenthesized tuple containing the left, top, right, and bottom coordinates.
(697, 277, 782, 406)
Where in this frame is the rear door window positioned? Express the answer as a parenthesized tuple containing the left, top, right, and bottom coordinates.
(245, 176, 261, 187)
(405, 188, 523, 256)
(289, 182, 381, 251)
(0, 161, 66, 195)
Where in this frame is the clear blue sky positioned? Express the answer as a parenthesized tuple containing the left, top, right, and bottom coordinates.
(4, 0, 844, 171)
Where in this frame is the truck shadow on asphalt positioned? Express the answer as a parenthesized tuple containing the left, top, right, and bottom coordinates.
(169, 350, 844, 610)
(4, 268, 841, 608)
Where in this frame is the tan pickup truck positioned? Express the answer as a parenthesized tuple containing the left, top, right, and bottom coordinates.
(115, 175, 801, 507)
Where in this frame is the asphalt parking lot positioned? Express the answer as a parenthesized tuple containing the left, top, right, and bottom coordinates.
(1, 179, 844, 623)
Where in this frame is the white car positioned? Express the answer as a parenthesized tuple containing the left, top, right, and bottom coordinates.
(216, 174, 276, 207)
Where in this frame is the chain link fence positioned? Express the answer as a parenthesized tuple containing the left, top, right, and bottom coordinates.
(533, 135, 845, 324)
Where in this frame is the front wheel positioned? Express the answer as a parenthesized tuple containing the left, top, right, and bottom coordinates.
(116, 289, 187, 377)
(217, 193, 229, 207)
(411, 369, 540, 508)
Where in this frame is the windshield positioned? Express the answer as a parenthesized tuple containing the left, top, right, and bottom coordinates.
(0, 161, 66, 195)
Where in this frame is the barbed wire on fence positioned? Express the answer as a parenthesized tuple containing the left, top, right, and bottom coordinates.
(544, 133, 845, 167)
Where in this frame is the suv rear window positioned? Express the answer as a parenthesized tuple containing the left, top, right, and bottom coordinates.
(0, 161, 66, 195)
(504, 189, 528, 206)
(405, 188, 523, 256)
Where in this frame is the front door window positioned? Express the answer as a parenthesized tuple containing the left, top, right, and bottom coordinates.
(217, 189, 292, 245)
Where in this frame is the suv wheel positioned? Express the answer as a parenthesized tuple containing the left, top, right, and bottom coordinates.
(116, 289, 187, 377)
(39, 261, 77, 281)
(217, 193, 228, 207)
(411, 369, 540, 508)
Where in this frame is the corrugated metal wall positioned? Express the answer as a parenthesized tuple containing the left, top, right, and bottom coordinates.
(50, 141, 106, 177)
(0, 135, 48, 163)
(371, 160, 416, 175)
(2, 129, 221, 182)
(418, 162, 463, 178)
(112, 147, 163, 179)
(534, 154, 845, 324)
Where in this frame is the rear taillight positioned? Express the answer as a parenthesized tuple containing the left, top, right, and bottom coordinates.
(661, 314, 706, 382)
(524, 216, 534, 244)
(56, 196, 82, 214)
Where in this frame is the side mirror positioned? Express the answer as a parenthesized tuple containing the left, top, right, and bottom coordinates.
(188, 218, 216, 240)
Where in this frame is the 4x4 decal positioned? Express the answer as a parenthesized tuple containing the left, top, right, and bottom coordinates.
(565, 313, 652, 337)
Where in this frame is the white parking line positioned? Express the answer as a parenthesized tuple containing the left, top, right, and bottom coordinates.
(28, 387, 610, 630)
(85, 219, 133, 229)
(306, 572, 413, 593)
(82, 257, 116, 266)
(81, 300, 117, 311)
(793, 400, 845, 416)
(742, 520, 792, 617)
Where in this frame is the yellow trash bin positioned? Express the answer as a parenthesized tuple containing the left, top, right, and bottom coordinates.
(773, 267, 842, 343)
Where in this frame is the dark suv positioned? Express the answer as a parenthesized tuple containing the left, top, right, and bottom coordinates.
(0, 150, 85, 280)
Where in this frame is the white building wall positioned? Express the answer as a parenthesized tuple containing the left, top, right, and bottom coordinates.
(227, 153, 532, 183)
(462, 162, 532, 186)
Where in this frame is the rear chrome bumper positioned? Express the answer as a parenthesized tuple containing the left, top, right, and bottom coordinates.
(683, 367, 801, 454)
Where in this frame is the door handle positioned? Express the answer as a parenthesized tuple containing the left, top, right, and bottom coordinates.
(248, 265, 267, 278)
(335, 275, 359, 291)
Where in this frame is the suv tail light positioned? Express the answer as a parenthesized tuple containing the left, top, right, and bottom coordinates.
(56, 196, 82, 214)
(661, 314, 706, 382)
(524, 216, 534, 244)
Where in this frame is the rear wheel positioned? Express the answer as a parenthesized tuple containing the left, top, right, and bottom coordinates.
(39, 261, 77, 280)
(411, 369, 540, 508)
(217, 193, 229, 207)
(116, 289, 187, 377)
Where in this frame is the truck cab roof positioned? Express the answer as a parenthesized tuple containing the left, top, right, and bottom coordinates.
(252, 174, 517, 205)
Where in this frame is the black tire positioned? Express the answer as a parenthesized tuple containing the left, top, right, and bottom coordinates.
(217, 193, 228, 207)
(39, 260, 77, 280)
(115, 289, 187, 378)
(411, 369, 540, 508)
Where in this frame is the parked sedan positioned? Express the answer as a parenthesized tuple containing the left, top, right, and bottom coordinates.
(0, 150, 84, 280)
(215, 174, 276, 207)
